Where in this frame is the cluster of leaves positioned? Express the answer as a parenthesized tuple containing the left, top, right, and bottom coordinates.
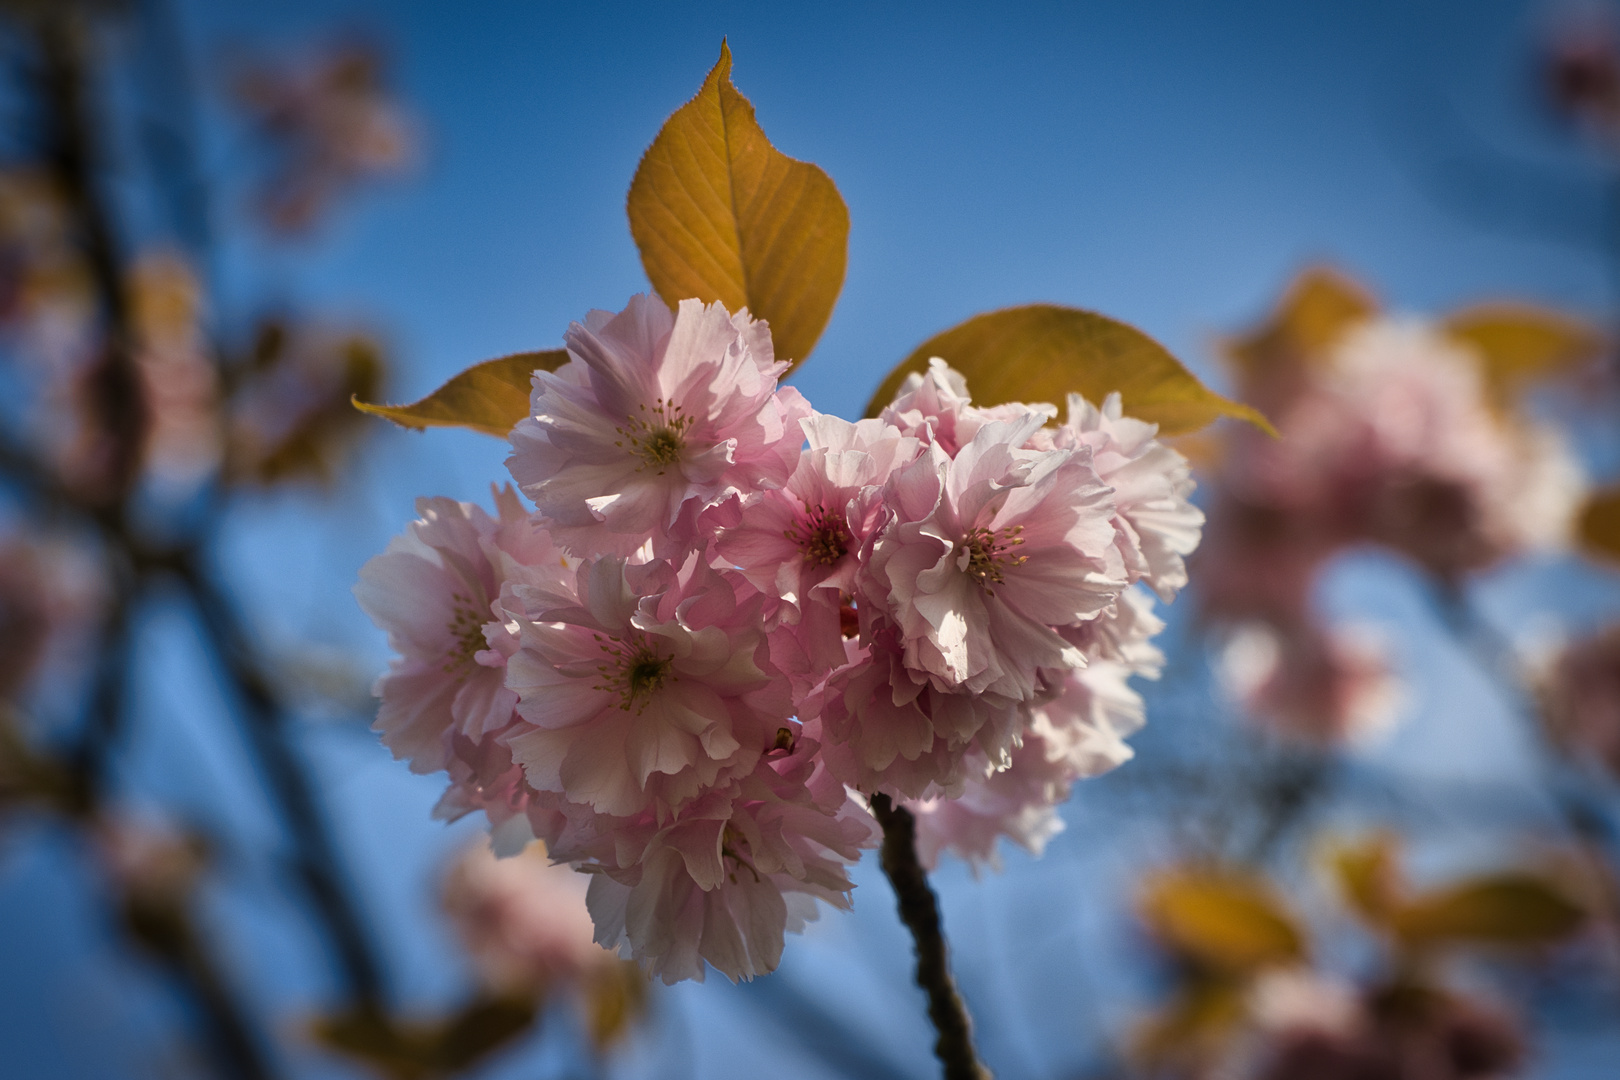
(357, 43, 1266, 442)
(1136, 837, 1587, 1073)
(1226, 266, 1601, 421)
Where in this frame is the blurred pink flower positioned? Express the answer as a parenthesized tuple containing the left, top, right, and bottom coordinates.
(1220, 620, 1401, 745)
(129, 253, 221, 489)
(1540, 623, 1620, 777)
(1253, 987, 1523, 1080)
(442, 839, 617, 993)
(231, 40, 414, 233)
(1221, 320, 1582, 577)
(0, 533, 105, 702)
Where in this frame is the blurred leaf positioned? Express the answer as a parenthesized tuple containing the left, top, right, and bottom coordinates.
(1330, 833, 1402, 926)
(1393, 874, 1586, 948)
(311, 1007, 425, 1080)
(864, 304, 1274, 435)
(1133, 979, 1247, 1066)
(311, 993, 540, 1080)
(352, 350, 566, 438)
(1140, 870, 1306, 973)
(1224, 266, 1377, 376)
(1577, 486, 1620, 565)
(1444, 303, 1603, 402)
(584, 960, 648, 1052)
(626, 41, 848, 371)
(434, 993, 539, 1072)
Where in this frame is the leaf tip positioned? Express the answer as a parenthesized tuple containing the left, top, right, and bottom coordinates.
(1234, 402, 1279, 438)
(350, 393, 422, 431)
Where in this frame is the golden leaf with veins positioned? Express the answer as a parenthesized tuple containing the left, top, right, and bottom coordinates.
(865, 304, 1274, 436)
(352, 350, 568, 438)
(627, 41, 849, 373)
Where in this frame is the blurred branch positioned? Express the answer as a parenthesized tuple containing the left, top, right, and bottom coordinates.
(177, 553, 386, 1007)
(33, 6, 147, 508)
(3, 0, 388, 1053)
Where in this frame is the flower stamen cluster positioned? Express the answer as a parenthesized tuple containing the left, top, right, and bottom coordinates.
(960, 523, 1027, 592)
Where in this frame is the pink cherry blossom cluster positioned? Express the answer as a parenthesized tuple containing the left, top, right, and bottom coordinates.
(357, 294, 1201, 982)
(1200, 317, 1584, 743)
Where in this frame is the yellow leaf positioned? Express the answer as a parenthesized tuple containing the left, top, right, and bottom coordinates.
(1580, 487, 1620, 565)
(1393, 874, 1586, 948)
(352, 350, 567, 438)
(863, 304, 1274, 436)
(627, 41, 848, 372)
(1140, 870, 1306, 973)
(1444, 303, 1603, 403)
(1224, 266, 1377, 377)
(583, 961, 648, 1052)
(1133, 979, 1248, 1067)
(1329, 834, 1402, 926)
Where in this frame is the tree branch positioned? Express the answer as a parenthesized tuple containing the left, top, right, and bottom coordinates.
(869, 793, 990, 1080)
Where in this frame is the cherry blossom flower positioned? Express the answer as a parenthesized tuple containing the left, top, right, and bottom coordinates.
(880, 357, 1056, 456)
(864, 412, 1124, 702)
(128, 253, 221, 490)
(908, 738, 1069, 872)
(1052, 392, 1203, 600)
(1253, 986, 1523, 1080)
(355, 487, 569, 773)
(502, 553, 791, 817)
(0, 532, 105, 704)
(573, 723, 875, 984)
(810, 625, 1022, 798)
(508, 295, 807, 557)
(911, 588, 1167, 869)
(711, 412, 920, 672)
(364, 313, 1198, 982)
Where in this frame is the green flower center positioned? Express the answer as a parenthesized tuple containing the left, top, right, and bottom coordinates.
(592, 632, 675, 712)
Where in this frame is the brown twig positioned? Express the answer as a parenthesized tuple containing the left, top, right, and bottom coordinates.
(869, 793, 991, 1080)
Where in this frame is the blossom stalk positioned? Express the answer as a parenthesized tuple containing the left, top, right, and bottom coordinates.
(871, 793, 990, 1080)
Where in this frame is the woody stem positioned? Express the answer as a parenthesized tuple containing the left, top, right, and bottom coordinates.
(870, 793, 991, 1080)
